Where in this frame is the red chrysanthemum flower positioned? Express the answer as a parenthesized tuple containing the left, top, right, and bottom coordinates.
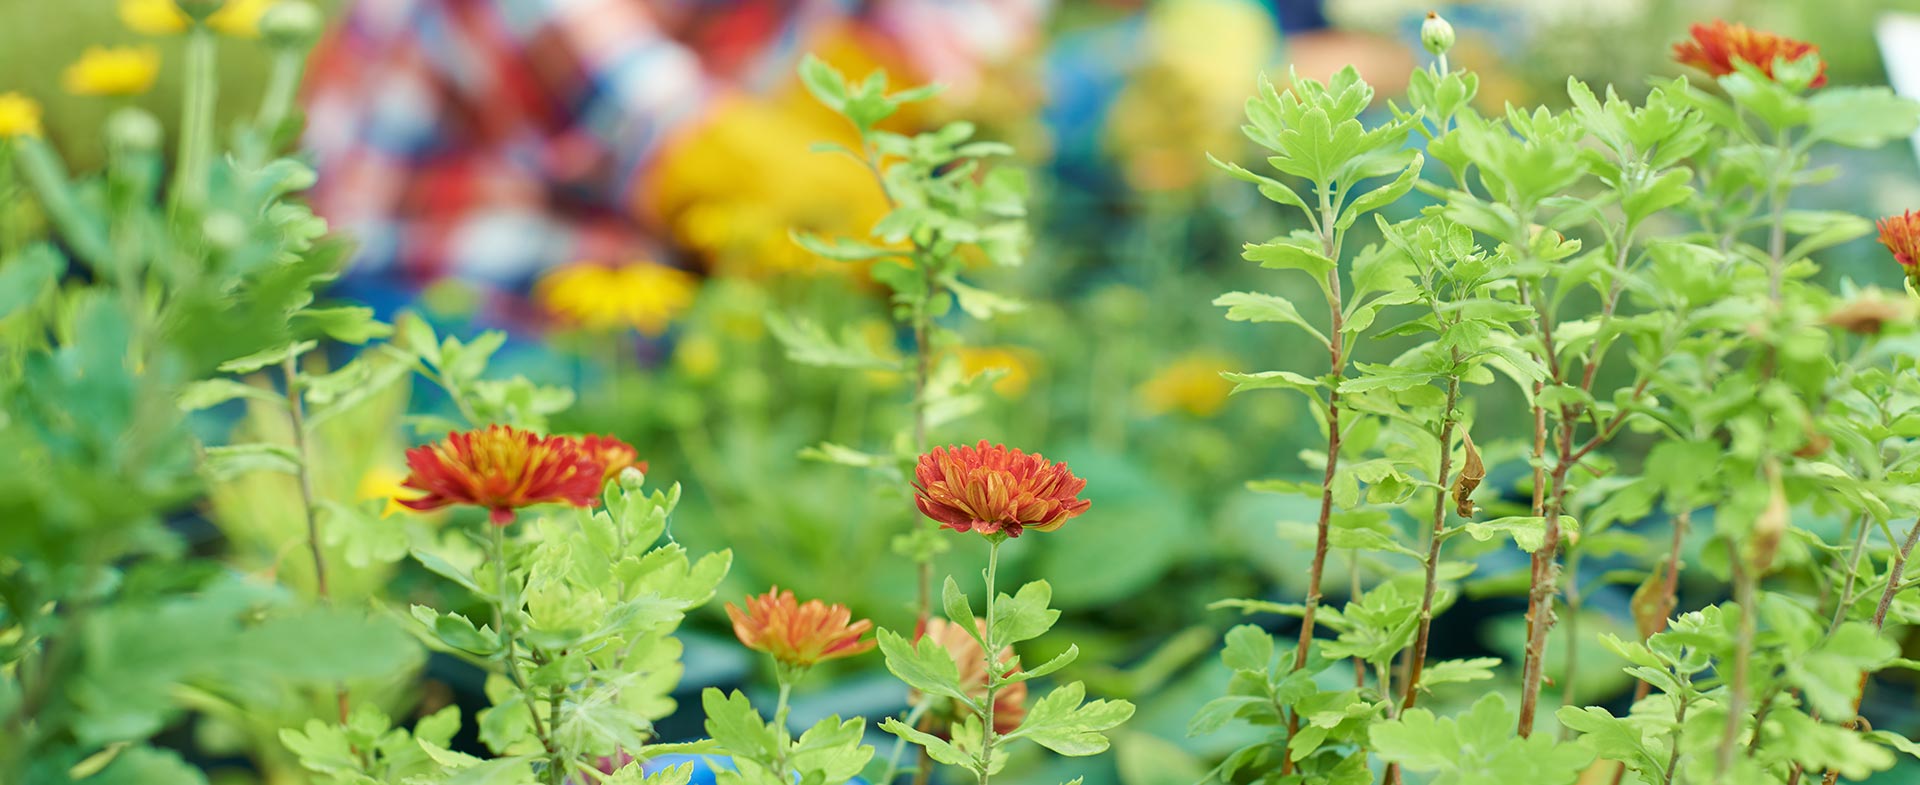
(399, 425, 604, 526)
(725, 587, 876, 668)
(1879, 210, 1920, 272)
(1673, 20, 1826, 88)
(578, 433, 646, 483)
(913, 618, 1028, 735)
(913, 441, 1091, 538)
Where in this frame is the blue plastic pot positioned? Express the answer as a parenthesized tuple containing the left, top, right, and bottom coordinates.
(640, 754, 871, 784)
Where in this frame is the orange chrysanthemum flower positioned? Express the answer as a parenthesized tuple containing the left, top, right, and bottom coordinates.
(726, 587, 876, 668)
(913, 441, 1091, 538)
(914, 618, 1028, 735)
(579, 433, 645, 484)
(1673, 20, 1826, 88)
(399, 425, 605, 526)
(1880, 210, 1920, 269)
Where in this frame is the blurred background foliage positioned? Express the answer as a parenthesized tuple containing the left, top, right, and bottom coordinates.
(7, 0, 1920, 782)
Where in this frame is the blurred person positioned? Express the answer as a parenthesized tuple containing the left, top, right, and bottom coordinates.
(301, 0, 1049, 326)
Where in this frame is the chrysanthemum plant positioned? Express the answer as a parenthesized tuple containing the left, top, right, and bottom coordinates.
(778, 54, 1032, 628)
(1198, 15, 1920, 785)
(0, 3, 431, 782)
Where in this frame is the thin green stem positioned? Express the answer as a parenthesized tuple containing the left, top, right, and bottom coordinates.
(282, 353, 349, 723)
(255, 49, 305, 142)
(488, 525, 554, 757)
(173, 25, 218, 209)
(977, 538, 1004, 785)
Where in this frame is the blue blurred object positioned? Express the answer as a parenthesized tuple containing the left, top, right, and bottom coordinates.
(640, 754, 871, 785)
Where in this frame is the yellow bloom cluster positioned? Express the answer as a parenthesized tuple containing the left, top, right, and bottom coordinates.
(1137, 352, 1237, 417)
(956, 346, 1038, 399)
(536, 261, 699, 336)
(64, 46, 162, 97)
(0, 93, 43, 138)
(121, 0, 275, 38)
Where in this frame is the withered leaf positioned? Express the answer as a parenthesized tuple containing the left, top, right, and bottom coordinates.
(1452, 430, 1485, 518)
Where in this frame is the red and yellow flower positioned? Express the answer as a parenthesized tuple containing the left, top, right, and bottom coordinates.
(399, 425, 607, 526)
(726, 587, 876, 668)
(913, 441, 1091, 538)
(1878, 211, 1920, 284)
(1672, 20, 1826, 88)
(914, 618, 1028, 735)
(579, 433, 645, 484)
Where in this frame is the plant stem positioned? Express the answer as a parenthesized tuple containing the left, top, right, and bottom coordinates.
(1819, 518, 1920, 785)
(1285, 196, 1347, 774)
(255, 49, 305, 142)
(1630, 508, 1693, 709)
(1663, 691, 1691, 785)
(878, 700, 933, 785)
(1719, 544, 1755, 781)
(173, 25, 217, 209)
(282, 354, 349, 723)
(488, 525, 554, 759)
(772, 675, 795, 781)
(1402, 357, 1460, 714)
(977, 538, 1005, 785)
(912, 260, 935, 631)
(1518, 278, 1567, 738)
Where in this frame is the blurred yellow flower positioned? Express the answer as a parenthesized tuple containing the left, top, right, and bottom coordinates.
(1106, 0, 1279, 193)
(536, 260, 699, 337)
(0, 93, 43, 138)
(64, 46, 162, 97)
(355, 465, 416, 519)
(955, 346, 1037, 399)
(1138, 353, 1238, 417)
(674, 333, 722, 380)
(121, 0, 273, 37)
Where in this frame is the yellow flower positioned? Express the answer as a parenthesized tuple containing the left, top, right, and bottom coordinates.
(0, 93, 43, 138)
(64, 46, 162, 97)
(1138, 353, 1237, 417)
(955, 346, 1037, 399)
(355, 465, 417, 519)
(674, 333, 722, 380)
(536, 260, 699, 337)
(121, 0, 274, 37)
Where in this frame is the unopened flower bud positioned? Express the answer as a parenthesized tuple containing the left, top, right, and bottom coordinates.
(107, 107, 162, 152)
(1421, 11, 1456, 57)
(261, 1, 322, 49)
(618, 465, 645, 492)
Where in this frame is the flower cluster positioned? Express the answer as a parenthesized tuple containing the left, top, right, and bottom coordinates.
(726, 587, 876, 668)
(1672, 20, 1826, 88)
(535, 260, 699, 337)
(64, 46, 161, 97)
(398, 425, 638, 525)
(1878, 210, 1920, 281)
(913, 441, 1091, 538)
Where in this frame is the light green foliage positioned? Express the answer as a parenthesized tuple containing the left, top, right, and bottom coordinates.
(1198, 18, 1920, 785)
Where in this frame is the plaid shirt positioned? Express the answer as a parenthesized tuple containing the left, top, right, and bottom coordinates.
(303, 0, 1046, 322)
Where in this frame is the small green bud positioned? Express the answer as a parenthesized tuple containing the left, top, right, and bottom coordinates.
(1421, 11, 1456, 57)
(261, 1, 323, 49)
(618, 466, 646, 492)
(107, 107, 163, 152)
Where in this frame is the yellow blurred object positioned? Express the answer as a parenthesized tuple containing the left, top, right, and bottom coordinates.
(858, 317, 907, 390)
(121, 0, 274, 37)
(674, 332, 722, 380)
(1106, 0, 1279, 193)
(646, 25, 915, 279)
(0, 93, 43, 138)
(536, 260, 700, 337)
(354, 465, 415, 519)
(1138, 353, 1238, 417)
(63, 46, 161, 97)
(955, 346, 1037, 399)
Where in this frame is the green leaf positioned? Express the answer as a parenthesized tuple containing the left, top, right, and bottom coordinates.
(1002, 681, 1136, 756)
(1371, 693, 1593, 785)
(1416, 657, 1501, 690)
(765, 313, 901, 371)
(798, 54, 848, 111)
(880, 717, 974, 769)
(1221, 625, 1276, 673)
(1215, 291, 1330, 346)
(1457, 516, 1576, 553)
(177, 378, 282, 411)
(942, 577, 980, 641)
(877, 629, 976, 708)
(1002, 644, 1079, 684)
(991, 580, 1060, 646)
(702, 688, 778, 764)
(791, 231, 899, 262)
(1221, 370, 1323, 397)
(1242, 238, 1335, 278)
(202, 443, 301, 480)
(790, 716, 873, 783)
(218, 340, 318, 373)
(948, 279, 1026, 319)
(0, 244, 64, 319)
(1338, 153, 1424, 230)
(293, 306, 392, 344)
(1808, 87, 1920, 148)
(88, 745, 209, 785)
